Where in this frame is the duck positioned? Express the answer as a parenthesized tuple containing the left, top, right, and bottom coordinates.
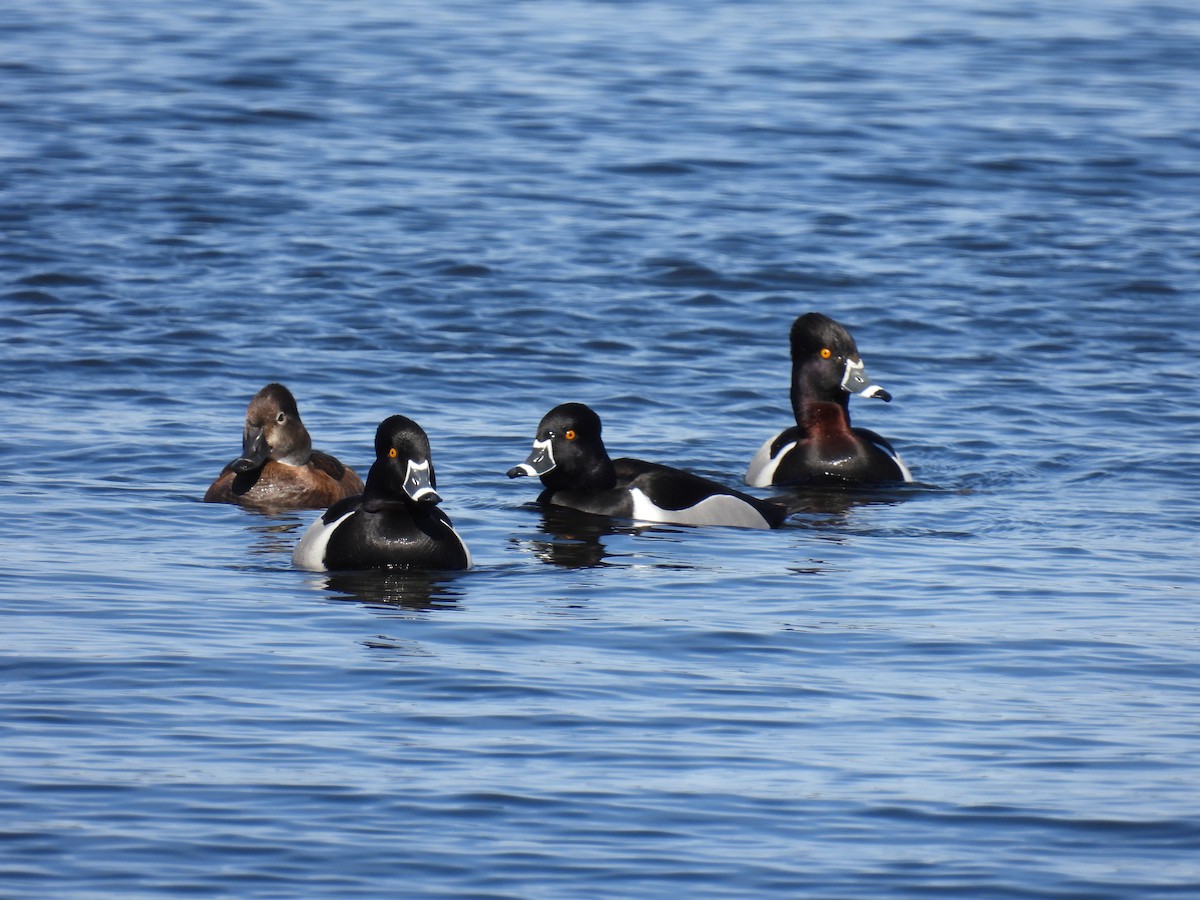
(745, 312, 913, 487)
(204, 383, 365, 509)
(508, 403, 787, 530)
(292, 415, 471, 571)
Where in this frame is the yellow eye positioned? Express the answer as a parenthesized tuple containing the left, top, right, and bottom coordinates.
(388, 448, 398, 459)
(565, 429, 576, 441)
(820, 348, 832, 359)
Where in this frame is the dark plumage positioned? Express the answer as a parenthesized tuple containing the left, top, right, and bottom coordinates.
(745, 313, 912, 487)
(509, 403, 786, 530)
(292, 415, 471, 572)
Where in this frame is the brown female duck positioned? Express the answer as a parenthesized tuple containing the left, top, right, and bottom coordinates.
(204, 383, 364, 510)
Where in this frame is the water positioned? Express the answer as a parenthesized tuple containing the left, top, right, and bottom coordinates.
(3, 0, 1199, 895)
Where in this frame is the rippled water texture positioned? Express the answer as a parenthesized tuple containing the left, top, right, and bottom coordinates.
(2, 0, 1199, 896)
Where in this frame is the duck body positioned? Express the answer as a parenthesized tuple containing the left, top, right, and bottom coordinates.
(510, 403, 786, 530)
(292, 415, 471, 572)
(746, 407, 912, 487)
(295, 494, 471, 572)
(745, 312, 913, 488)
(204, 453, 362, 509)
(205, 383, 363, 509)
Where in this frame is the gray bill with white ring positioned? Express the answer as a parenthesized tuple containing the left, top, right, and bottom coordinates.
(507, 437, 556, 478)
(840, 357, 892, 402)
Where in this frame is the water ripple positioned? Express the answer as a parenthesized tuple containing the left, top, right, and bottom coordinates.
(2, 0, 1199, 896)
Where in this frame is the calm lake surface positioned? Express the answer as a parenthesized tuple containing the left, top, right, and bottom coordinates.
(2, 0, 1199, 896)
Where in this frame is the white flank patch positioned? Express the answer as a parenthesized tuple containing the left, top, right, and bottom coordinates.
(291, 508, 356, 571)
(628, 487, 771, 530)
(861, 433, 914, 483)
(744, 433, 795, 487)
(887, 446, 915, 483)
(449, 523, 473, 569)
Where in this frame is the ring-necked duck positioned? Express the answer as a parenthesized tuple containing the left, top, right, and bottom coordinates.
(509, 403, 787, 529)
(745, 312, 913, 487)
(292, 415, 471, 571)
(204, 383, 364, 509)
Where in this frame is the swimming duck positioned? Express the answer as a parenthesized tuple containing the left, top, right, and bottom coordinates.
(204, 383, 364, 509)
(745, 312, 912, 487)
(509, 402, 787, 530)
(292, 415, 471, 571)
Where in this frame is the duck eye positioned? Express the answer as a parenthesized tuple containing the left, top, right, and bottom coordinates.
(820, 348, 832, 359)
(565, 429, 576, 441)
(276, 412, 286, 424)
(388, 448, 398, 459)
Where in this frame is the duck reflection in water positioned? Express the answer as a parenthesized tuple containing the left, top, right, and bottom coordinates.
(309, 569, 465, 611)
(517, 505, 654, 569)
(236, 513, 309, 556)
(771, 483, 920, 527)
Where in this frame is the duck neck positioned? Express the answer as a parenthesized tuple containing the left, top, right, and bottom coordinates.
(798, 401, 852, 437)
(544, 455, 616, 493)
(275, 430, 313, 467)
(583, 456, 618, 492)
(362, 459, 403, 505)
(791, 367, 850, 425)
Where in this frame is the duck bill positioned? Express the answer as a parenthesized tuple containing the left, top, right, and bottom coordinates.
(404, 459, 441, 504)
(507, 437, 555, 478)
(231, 427, 270, 473)
(841, 358, 892, 402)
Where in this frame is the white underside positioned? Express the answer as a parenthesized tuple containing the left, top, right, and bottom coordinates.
(627, 487, 771, 530)
(291, 508, 355, 571)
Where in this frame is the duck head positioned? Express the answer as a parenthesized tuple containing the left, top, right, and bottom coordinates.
(789, 312, 893, 415)
(507, 402, 616, 493)
(364, 414, 442, 506)
(231, 383, 313, 473)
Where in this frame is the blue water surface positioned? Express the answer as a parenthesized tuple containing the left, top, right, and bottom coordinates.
(2, 0, 1199, 896)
